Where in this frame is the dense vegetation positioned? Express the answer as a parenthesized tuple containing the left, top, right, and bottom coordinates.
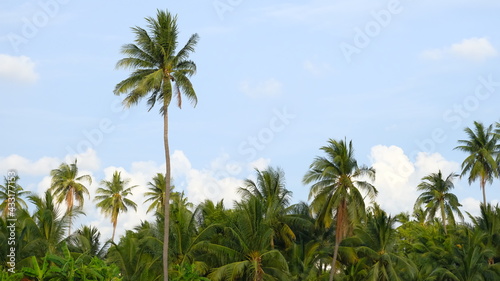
(2, 120, 500, 280)
(2, 9, 500, 281)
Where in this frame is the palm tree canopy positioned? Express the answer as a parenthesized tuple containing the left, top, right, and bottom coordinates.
(95, 171, 138, 220)
(49, 159, 92, 209)
(0, 173, 30, 217)
(144, 173, 174, 214)
(455, 121, 498, 185)
(303, 138, 377, 229)
(114, 9, 199, 113)
(414, 170, 464, 224)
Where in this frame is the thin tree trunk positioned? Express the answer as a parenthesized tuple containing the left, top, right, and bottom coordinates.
(112, 219, 117, 242)
(440, 200, 447, 235)
(67, 189, 74, 237)
(330, 202, 346, 281)
(481, 177, 487, 206)
(163, 107, 171, 281)
(329, 242, 340, 281)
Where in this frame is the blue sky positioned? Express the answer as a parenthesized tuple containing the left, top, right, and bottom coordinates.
(1, 0, 500, 240)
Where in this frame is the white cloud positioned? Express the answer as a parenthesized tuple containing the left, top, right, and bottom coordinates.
(172, 151, 245, 206)
(303, 59, 332, 76)
(0, 54, 39, 83)
(240, 78, 283, 98)
(461, 198, 500, 221)
(0, 148, 100, 177)
(0, 154, 60, 176)
(461, 197, 481, 219)
(414, 152, 460, 180)
(450, 38, 497, 61)
(370, 145, 417, 215)
(249, 158, 271, 172)
(65, 148, 101, 171)
(369, 145, 461, 215)
(421, 37, 497, 62)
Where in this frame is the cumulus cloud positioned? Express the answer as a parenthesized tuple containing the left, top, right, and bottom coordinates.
(0, 148, 100, 177)
(0, 54, 39, 83)
(0, 155, 60, 176)
(369, 145, 461, 215)
(240, 78, 283, 98)
(460, 197, 481, 218)
(172, 151, 242, 206)
(421, 37, 497, 62)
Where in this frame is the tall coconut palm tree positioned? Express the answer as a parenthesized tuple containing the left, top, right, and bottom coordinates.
(0, 173, 30, 219)
(455, 121, 498, 206)
(303, 138, 377, 281)
(114, 10, 199, 280)
(94, 171, 138, 242)
(49, 159, 92, 236)
(414, 170, 464, 234)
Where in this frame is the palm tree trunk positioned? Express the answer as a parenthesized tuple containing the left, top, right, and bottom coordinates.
(330, 203, 345, 281)
(440, 200, 447, 235)
(481, 177, 487, 206)
(163, 106, 171, 281)
(112, 219, 117, 242)
(67, 189, 74, 237)
(329, 242, 340, 281)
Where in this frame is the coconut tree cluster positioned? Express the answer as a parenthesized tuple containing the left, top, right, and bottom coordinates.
(2, 127, 500, 280)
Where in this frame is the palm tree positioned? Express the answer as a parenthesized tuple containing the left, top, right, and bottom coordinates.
(239, 167, 297, 249)
(351, 205, 415, 281)
(49, 159, 92, 236)
(439, 229, 500, 280)
(0, 174, 30, 219)
(414, 170, 464, 234)
(303, 138, 377, 281)
(19, 190, 73, 256)
(67, 225, 108, 258)
(144, 173, 172, 214)
(114, 10, 199, 280)
(455, 121, 498, 206)
(94, 171, 138, 242)
(469, 203, 500, 265)
(207, 197, 290, 281)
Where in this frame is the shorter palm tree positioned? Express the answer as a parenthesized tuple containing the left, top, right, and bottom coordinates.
(303, 138, 377, 281)
(95, 171, 138, 242)
(144, 173, 172, 215)
(50, 159, 92, 235)
(414, 170, 463, 234)
(455, 121, 498, 206)
(0, 174, 30, 218)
